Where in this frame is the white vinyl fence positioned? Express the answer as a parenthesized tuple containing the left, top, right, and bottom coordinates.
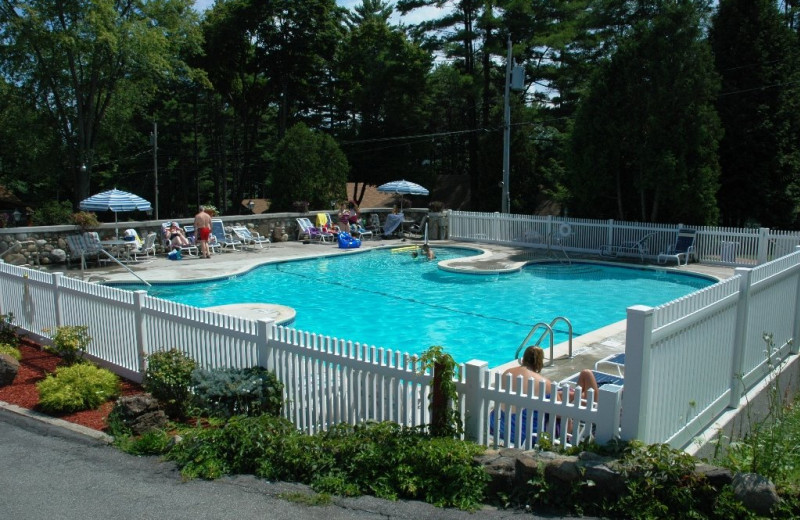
(2, 236, 799, 451)
(0, 260, 621, 448)
(622, 249, 800, 447)
(449, 211, 800, 266)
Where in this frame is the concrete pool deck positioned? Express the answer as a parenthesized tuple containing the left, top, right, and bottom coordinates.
(45, 237, 735, 382)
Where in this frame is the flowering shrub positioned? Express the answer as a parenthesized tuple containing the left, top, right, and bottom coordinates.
(71, 211, 99, 230)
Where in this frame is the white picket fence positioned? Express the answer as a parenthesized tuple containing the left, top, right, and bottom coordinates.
(0, 261, 621, 448)
(2, 229, 799, 450)
(448, 211, 800, 266)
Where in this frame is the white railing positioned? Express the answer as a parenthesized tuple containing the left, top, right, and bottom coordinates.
(622, 249, 800, 448)
(448, 211, 800, 266)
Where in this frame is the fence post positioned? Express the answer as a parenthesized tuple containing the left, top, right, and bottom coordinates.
(256, 318, 275, 370)
(756, 227, 770, 264)
(594, 384, 623, 444)
(133, 290, 147, 373)
(729, 268, 752, 406)
(0, 261, 5, 315)
(620, 305, 654, 443)
(51, 272, 63, 328)
(462, 360, 488, 443)
(607, 219, 615, 246)
(793, 246, 800, 355)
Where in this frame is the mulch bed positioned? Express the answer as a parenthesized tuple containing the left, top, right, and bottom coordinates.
(0, 338, 143, 432)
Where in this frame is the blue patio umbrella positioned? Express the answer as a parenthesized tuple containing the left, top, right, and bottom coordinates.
(79, 188, 152, 237)
(377, 179, 429, 197)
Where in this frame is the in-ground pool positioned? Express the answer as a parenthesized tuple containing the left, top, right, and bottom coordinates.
(115, 247, 715, 367)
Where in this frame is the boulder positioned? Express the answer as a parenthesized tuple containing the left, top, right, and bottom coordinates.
(0, 353, 20, 386)
(49, 248, 67, 263)
(732, 472, 780, 517)
(111, 393, 168, 435)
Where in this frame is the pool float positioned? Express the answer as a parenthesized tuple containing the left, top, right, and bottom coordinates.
(391, 245, 419, 254)
(338, 231, 361, 249)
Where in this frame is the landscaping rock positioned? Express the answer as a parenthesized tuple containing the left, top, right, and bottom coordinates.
(111, 393, 168, 435)
(0, 353, 20, 386)
(695, 462, 733, 487)
(732, 472, 780, 517)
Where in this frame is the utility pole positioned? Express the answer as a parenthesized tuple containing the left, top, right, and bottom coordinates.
(502, 36, 525, 214)
(502, 36, 512, 214)
(151, 121, 159, 220)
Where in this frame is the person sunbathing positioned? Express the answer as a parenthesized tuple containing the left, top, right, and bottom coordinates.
(168, 222, 190, 249)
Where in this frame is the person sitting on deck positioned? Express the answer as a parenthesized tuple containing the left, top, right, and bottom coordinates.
(491, 346, 600, 440)
(504, 346, 598, 401)
(168, 222, 191, 249)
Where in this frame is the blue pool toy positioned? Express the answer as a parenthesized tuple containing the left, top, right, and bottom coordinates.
(338, 232, 361, 249)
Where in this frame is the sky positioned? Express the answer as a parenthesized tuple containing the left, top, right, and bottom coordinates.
(192, 0, 442, 25)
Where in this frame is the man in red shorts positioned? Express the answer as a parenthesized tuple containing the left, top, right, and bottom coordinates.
(194, 207, 213, 258)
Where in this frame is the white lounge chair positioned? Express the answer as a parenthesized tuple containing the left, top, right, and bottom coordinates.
(657, 229, 697, 266)
(296, 217, 333, 243)
(211, 219, 242, 251)
(600, 232, 656, 262)
(132, 232, 158, 261)
(231, 225, 270, 249)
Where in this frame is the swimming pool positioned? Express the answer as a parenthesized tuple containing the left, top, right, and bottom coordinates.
(116, 247, 715, 367)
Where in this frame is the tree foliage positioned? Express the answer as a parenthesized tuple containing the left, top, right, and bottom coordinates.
(0, 0, 204, 202)
(710, 0, 800, 228)
(2, 1, 800, 227)
(271, 123, 348, 211)
(569, 0, 721, 224)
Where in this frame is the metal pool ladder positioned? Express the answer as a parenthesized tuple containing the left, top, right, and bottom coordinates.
(514, 316, 573, 367)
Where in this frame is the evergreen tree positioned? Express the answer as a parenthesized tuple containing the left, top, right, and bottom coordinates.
(569, 0, 721, 224)
(710, 0, 800, 228)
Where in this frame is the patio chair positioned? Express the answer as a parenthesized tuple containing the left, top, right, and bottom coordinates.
(231, 225, 271, 249)
(367, 213, 382, 237)
(296, 217, 333, 243)
(600, 232, 656, 262)
(66, 234, 101, 269)
(404, 215, 428, 240)
(83, 231, 114, 265)
(594, 352, 625, 377)
(657, 229, 697, 266)
(132, 232, 158, 261)
(350, 221, 373, 240)
(560, 370, 624, 389)
(211, 218, 242, 251)
(161, 222, 198, 256)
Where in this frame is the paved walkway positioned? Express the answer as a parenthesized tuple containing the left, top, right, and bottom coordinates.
(45, 238, 735, 382)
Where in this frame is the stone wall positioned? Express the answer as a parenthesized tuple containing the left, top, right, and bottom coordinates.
(478, 447, 779, 516)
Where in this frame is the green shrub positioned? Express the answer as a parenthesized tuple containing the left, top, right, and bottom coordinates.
(0, 312, 21, 347)
(0, 342, 22, 361)
(31, 200, 73, 226)
(43, 325, 91, 365)
(114, 430, 173, 456)
(191, 366, 284, 419)
(167, 417, 488, 511)
(167, 414, 299, 480)
(143, 349, 197, 419)
(313, 422, 487, 509)
(36, 363, 120, 413)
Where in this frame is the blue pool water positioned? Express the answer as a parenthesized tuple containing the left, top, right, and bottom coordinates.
(116, 247, 714, 367)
